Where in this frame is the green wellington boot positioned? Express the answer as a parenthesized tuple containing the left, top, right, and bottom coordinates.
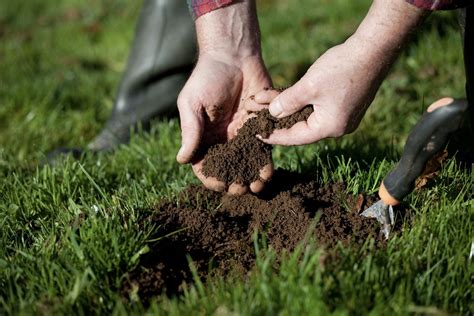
(46, 0, 196, 162)
(88, 0, 196, 151)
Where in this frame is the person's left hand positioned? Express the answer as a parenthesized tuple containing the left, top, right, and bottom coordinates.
(245, 0, 427, 146)
(176, 54, 273, 195)
(247, 39, 388, 145)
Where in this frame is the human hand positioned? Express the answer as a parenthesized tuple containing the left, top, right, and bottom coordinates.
(253, 41, 381, 145)
(176, 0, 275, 195)
(253, 0, 426, 145)
(176, 54, 273, 195)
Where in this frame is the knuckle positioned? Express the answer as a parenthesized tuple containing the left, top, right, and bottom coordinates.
(279, 94, 299, 111)
(301, 75, 319, 95)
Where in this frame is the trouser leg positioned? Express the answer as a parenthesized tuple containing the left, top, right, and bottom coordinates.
(45, 0, 195, 164)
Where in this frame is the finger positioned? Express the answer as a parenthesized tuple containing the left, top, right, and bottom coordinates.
(254, 89, 280, 104)
(250, 180, 265, 193)
(238, 112, 258, 130)
(269, 80, 312, 118)
(259, 163, 273, 182)
(259, 113, 327, 146)
(176, 100, 204, 164)
(244, 89, 280, 112)
(227, 112, 258, 139)
(192, 163, 226, 192)
(228, 182, 248, 196)
(244, 97, 269, 112)
(250, 163, 273, 194)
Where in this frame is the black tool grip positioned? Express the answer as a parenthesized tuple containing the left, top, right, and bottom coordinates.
(383, 99, 468, 202)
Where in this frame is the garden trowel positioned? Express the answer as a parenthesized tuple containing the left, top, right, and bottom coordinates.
(361, 97, 468, 239)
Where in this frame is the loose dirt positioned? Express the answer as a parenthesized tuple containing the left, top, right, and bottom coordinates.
(201, 106, 314, 184)
(122, 106, 409, 301)
(123, 170, 408, 301)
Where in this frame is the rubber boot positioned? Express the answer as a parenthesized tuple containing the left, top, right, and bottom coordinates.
(45, 0, 196, 163)
(88, 0, 196, 151)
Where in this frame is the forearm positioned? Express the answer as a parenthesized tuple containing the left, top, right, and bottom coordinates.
(348, 0, 428, 73)
(195, 1, 262, 63)
(355, 0, 427, 50)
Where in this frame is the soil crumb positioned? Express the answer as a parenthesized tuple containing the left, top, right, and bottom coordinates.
(202, 106, 313, 184)
(123, 170, 408, 301)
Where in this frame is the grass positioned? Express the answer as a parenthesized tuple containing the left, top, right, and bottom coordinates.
(0, 0, 473, 314)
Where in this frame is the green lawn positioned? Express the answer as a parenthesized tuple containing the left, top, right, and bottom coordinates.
(0, 0, 473, 314)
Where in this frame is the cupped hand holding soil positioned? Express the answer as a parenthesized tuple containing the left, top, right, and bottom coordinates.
(200, 99, 313, 194)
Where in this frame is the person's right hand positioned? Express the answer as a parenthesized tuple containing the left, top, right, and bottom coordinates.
(175, 0, 276, 195)
(176, 54, 273, 195)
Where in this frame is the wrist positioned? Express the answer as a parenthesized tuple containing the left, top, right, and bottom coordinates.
(198, 51, 263, 70)
(195, 1, 262, 64)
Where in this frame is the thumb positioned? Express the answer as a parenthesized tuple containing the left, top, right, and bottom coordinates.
(176, 104, 204, 164)
(269, 80, 312, 118)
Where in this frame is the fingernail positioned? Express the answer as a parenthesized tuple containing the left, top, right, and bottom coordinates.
(270, 99, 283, 118)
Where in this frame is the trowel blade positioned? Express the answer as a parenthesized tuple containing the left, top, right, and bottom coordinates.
(361, 200, 394, 240)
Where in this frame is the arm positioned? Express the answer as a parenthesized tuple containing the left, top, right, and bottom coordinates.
(259, 0, 428, 145)
(194, 1, 261, 63)
(177, 1, 273, 194)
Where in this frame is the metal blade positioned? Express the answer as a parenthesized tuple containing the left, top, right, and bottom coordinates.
(361, 200, 395, 240)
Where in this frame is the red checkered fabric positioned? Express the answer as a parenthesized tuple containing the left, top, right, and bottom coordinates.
(406, 0, 471, 10)
(187, 0, 470, 20)
(188, 0, 235, 19)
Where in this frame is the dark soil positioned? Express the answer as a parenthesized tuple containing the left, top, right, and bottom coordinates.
(202, 106, 313, 184)
(121, 105, 410, 301)
(123, 170, 409, 301)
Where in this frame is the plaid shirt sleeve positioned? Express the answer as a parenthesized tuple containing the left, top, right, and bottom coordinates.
(406, 0, 471, 10)
(187, 0, 469, 20)
(188, 0, 236, 19)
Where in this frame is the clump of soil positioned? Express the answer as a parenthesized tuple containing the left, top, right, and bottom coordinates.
(123, 170, 408, 301)
(201, 106, 313, 184)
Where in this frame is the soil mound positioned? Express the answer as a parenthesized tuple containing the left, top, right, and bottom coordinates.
(123, 171, 405, 301)
(202, 106, 313, 184)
